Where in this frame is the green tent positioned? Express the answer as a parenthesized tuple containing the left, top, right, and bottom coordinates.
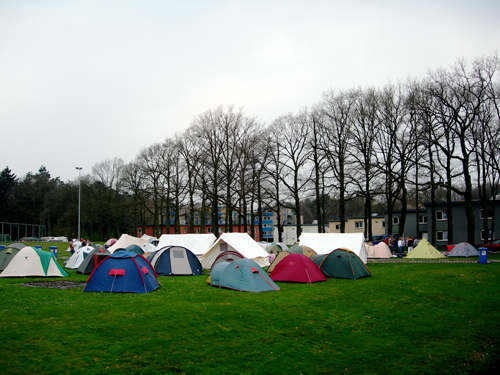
(0, 244, 26, 271)
(124, 244, 145, 255)
(0, 247, 69, 277)
(311, 248, 371, 280)
(211, 258, 280, 292)
(405, 238, 446, 259)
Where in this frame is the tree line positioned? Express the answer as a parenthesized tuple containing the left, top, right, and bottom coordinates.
(1, 54, 499, 245)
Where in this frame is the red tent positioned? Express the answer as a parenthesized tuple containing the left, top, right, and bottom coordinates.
(269, 253, 326, 283)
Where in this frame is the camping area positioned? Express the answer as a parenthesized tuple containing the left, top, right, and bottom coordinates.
(1, 242, 499, 375)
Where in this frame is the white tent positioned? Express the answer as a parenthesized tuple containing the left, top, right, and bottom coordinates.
(156, 234, 217, 256)
(446, 242, 479, 257)
(107, 234, 149, 254)
(65, 246, 93, 269)
(141, 234, 159, 244)
(199, 233, 270, 269)
(365, 242, 392, 259)
(298, 233, 368, 264)
(0, 247, 69, 278)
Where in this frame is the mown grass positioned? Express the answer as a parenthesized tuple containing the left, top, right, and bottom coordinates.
(1, 244, 499, 374)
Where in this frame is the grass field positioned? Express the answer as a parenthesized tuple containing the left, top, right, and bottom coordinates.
(1, 243, 499, 374)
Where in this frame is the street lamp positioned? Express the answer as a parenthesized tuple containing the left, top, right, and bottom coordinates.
(76, 167, 82, 240)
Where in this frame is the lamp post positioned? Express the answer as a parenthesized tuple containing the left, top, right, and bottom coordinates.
(76, 167, 82, 240)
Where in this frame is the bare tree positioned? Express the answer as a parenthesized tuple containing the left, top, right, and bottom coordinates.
(350, 87, 381, 240)
(268, 110, 313, 238)
(317, 89, 358, 233)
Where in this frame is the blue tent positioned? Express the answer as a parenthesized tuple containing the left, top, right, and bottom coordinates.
(83, 251, 158, 293)
(211, 258, 280, 292)
(147, 246, 203, 276)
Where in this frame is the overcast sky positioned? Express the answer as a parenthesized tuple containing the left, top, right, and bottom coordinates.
(1, 0, 498, 182)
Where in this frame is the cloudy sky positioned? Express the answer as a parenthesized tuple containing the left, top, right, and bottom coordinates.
(1, 0, 498, 182)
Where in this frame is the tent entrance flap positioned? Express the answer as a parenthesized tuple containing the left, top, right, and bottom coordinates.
(170, 249, 192, 274)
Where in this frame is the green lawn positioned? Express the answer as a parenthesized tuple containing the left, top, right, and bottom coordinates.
(1, 244, 499, 374)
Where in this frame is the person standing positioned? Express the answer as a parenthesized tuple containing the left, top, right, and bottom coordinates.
(407, 236, 414, 253)
(397, 237, 405, 257)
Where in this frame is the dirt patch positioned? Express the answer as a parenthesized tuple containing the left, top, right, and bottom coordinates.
(20, 281, 85, 289)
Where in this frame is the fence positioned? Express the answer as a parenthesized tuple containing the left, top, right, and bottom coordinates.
(0, 222, 47, 243)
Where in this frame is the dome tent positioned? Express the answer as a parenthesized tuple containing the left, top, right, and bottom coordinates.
(83, 251, 158, 293)
(311, 248, 371, 280)
(0, 243, 28, 271)
(0, 247, 69, 278)
(124, 244, 145, 255)
(287, 245, 317, 258)
(210, 250, 244, 272)
(269, 253, 326, 283)
(446, 242, 479, 257)
(65, 246, 93, 269)
(267, 245, 318, 273)
(77, 245, 111, 274)
(210, 259, 280, 292)
(365, 242, 392, 259)
(147, 246, 203, 276)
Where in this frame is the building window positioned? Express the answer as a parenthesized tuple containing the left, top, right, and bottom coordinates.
(481, 230, 492, 241)
(183, 228, 187, 233)
(480, 209, 493, 220)
(419, 215, 428, 224)
(382, 221, 385, 228)
(393, 216, 400, 225)
(207, 228, 212, 233)
(196, 228, 201, 234)
(437, 231, 448, 241)
(436, 210, 447, 221)
(335, 224, 341, 231)
(138, 228, 142, 234)
(355, 221, 363, 228)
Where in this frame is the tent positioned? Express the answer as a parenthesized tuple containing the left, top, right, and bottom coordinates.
(104, 238, 117, 248)
(124, 244, 145, 255)
(65, 246, 93, 269)
(365, 242, 392, 259)
(77, 245, 111, 274)
(405, 238, 446, 259)
(107, 234, 149, 254)
(0, 243, 27, 271)
(141, 234, 159, 246)
(147, 246, 203, 276)
(83, 251, 158, 293)
(298, 233, 368, 264)
(266, 243, 284, 254)
(259, 242, 287, 254)
(210, 259, 280, 292)
(269, 253, 326, 283)
(311, 248, 372, 280)
(266, 245, 317, 274)
(288, 245, 317, 258)
(156, 234, 217, 257)
(446, 242, 479, 257)
(141, 243, 157, 254)
(0, 247, 69, 277)
(267, 251, 291, 273)
(210, 250, 244, 271)
(200, 233, 270, 269)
